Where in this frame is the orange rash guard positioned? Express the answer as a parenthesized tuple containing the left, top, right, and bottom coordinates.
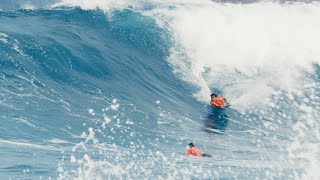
(210, 96, 227, 108)
(186, 147, 203, 156)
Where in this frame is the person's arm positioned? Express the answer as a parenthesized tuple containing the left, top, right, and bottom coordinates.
(223, 97, 231, 106)
(210, 100, 219, 107)
(198, 149, 204, 155)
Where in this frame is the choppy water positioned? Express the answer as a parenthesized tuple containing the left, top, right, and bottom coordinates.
(0, 0, 320, 179)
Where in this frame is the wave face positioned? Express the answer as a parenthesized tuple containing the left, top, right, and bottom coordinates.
(1, 0, 320, 179)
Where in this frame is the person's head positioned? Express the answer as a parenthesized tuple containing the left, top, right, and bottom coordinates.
(210, 93, 217, 98)
(188, 143, 195, 148)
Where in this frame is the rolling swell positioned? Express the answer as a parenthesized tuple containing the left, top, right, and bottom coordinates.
(0, 7, 203, 178)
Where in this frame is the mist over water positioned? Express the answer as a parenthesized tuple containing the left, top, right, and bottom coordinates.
(0, 0, 319, 179)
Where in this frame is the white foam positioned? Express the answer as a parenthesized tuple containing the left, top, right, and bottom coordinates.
(0, 32, 9, 38)
(104, 116, 111, 124)
(0, 32, 9, 43)
(12, 117, 37, 128)
(0, 139, 64, 151)
(21, 4, 36, 10)
(0, 33, 26, 56)
(111, 99, 120, 111)
(52, 0, 142, 12)
(12, 39, 26, 56)
(88, 108, 96, 115)
(50, 2, 320, 177)
(50, 138, 69, 144)
(86, 127, 96, 143)
(70, 155, 77, 162)
(143, 1, 320, 106)
(288, 106, 320, 179)
(51, 1, 320, 105)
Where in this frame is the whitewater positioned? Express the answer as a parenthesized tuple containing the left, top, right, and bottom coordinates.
(0, 0, 319, 179)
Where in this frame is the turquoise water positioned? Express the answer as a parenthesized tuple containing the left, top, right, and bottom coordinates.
(0, 0, 320, 179)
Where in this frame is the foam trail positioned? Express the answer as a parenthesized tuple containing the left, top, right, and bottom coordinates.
(0, 139, 66, 151)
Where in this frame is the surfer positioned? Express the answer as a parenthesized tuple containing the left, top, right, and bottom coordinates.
(210, 93, 230, 108)
(186, 143, 212, 157)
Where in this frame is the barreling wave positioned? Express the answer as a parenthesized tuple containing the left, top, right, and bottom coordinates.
(0, 0, 319, 179)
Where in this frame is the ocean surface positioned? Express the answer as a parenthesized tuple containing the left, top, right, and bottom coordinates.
(1, 0, 320, 179)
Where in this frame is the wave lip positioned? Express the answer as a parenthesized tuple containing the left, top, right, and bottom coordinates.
(51, 0, 143, 11)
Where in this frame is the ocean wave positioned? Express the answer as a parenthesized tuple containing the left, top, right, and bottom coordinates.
(0, 1, 319, 179)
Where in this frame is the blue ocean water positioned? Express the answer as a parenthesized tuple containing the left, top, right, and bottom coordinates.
(1, 0, 320, 179)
